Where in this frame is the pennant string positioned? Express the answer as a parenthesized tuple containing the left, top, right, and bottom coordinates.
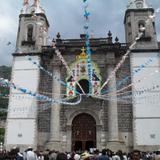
(52, 42, 86, 95)
(83, 0, 92, 95)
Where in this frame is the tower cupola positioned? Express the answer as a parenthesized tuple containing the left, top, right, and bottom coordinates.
(127, 0, 149, 9)
(21, 0, 45, 14)
(124, 0, 158, 49)
(17, 0, 49, 53)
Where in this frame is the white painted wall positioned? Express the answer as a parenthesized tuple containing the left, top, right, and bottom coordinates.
(13, 56, 39, 70)
(8, 94, 37, 118)
(5, 55, 40, 149)
(131, 52, 160, 146)
(11, 69, 39, 94)
(134, 119, 160, 145)
(6, 119, 36, 145)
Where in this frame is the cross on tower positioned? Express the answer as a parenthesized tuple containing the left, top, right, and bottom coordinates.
(34, 0, 40, 6)
(23, 0, 29, 5)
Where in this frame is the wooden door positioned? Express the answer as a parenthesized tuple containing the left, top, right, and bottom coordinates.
(72, 113, 96, 151)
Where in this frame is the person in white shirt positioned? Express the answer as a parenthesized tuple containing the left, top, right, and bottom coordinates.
(25, 147, 38, 160)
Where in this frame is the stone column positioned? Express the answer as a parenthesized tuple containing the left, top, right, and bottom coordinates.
(106, 64, 126, 151)
(107, 65, 119, 142)
(47, 61, 61, 150)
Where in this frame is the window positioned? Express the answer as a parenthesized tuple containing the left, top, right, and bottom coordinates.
(27, 24, 33, 41)
(137, 20, 151, 41)
(153, 22, 156, 34)
(138, 20, 145, 37)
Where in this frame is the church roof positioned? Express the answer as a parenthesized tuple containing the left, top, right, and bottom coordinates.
(41, 37, 128, 57)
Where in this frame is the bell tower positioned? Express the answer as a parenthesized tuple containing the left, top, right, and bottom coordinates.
(124, 0, 158, 49)
(16, 0, 49, 53)
(5, 0, 50, 151)
(125, 0, 160, 150)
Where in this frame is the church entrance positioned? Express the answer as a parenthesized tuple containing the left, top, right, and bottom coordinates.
(72, 113, 96, 151)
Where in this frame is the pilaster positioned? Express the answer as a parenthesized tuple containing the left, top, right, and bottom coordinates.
(106, 54, 126, 151)
(46, 60, 62, 150)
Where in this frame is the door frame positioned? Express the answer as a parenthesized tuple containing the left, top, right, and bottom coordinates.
(66, 109, 102, 152)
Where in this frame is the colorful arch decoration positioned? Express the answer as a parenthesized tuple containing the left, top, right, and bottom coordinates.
(66, 48, 102, 97)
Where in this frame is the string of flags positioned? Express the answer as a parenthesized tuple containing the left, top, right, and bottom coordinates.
(27, 55, 81, 95)
(100, 32, 143, 92)
(1, 4, 160, 106)
(83, 0, 92, 95)
(101, 69, 160, 98)
(52, 42, 85, 95)
(94, 85, 160, 104)
(0, 77, 82, 105)
(102, 53, 157, 95)
(100, 10, 160, 94)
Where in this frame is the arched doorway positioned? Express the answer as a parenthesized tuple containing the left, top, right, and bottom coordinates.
(72, 113, 96, 152)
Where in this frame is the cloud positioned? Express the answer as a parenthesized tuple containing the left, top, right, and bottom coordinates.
(0, 0, 20, 66)
(0, 0, 160, 66)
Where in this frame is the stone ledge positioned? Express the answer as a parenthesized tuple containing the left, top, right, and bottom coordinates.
(107, 141, 127, 152)
(45, 141, 62, 151)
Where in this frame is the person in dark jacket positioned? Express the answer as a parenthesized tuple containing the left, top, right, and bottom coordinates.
(98, 149, 109, 160)
(16, 147, 24, 160)
(56, 153, 67, 160)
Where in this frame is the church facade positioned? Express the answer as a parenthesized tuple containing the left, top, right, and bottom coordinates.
(5, 0, 160, 152)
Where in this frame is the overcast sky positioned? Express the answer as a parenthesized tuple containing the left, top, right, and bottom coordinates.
(0, 0, 159, 66)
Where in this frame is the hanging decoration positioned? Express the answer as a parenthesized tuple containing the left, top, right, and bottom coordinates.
(101, 68, 160, 98)
(102, 54, 156, 95)
(100, 10, 160, 94)
(27, 55, 81, 95)
(100, 32, 143, 92)
(94, 83, 160, 105)
(1, 4, 160, 109)
(52, 41, 85, 95)
(0, 77, 82, 106)
(66, 48, 101, 97)
(83, 0, 93, 95)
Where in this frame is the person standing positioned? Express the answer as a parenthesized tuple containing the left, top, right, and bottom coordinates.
(98, 149, 109, 160)
(131, 150, 141, 160)
(25, 147, 38, 160)
(16, 147, 24, 160)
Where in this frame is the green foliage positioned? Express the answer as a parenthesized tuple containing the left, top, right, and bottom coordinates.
(0, 128, 5, 143)
(0, 66, 11, 120)
(0, 65, 11, 79)
(0, 112, 7, 120)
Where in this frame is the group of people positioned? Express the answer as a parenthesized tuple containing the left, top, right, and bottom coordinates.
(0, 147, 160, 160)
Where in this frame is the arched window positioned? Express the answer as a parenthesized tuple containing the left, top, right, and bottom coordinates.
(153, 22, 156, 34)
(27, 24, 33, 41)
(138, 20, 145, 37)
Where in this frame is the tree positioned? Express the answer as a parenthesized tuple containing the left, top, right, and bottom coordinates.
(0, 66, 11, 120)
(0, 128, 5, 143)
